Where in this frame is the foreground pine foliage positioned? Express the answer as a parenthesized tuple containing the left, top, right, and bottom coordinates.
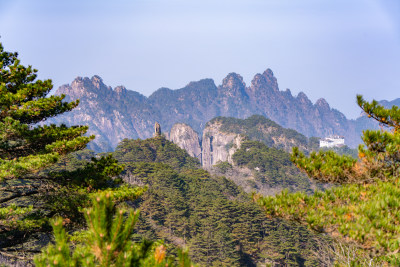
(0, 41, 101, 256)
(0, 42, 94, 179)
(34, 191, 195, 267)
(256, 95, 400, 265)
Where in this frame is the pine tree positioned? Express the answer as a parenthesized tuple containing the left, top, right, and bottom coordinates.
(256, 95, 400, 264)
(0, 42, 94, 179)
(0, 42, 97, 256)
(34, 191, 195, 267)
(0, 42, 126, 260)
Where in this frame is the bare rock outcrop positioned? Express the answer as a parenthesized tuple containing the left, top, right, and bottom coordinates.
(167, 122, 243, 168)
(168, 123, 202, 161)
(154, 122, 162, 137)
(201, 121, 244, 169)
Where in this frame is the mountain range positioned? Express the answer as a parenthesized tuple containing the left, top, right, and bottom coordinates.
(51, 68, 396, 151)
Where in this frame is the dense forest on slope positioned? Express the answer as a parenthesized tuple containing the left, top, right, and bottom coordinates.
(111, 137, 325, 266)
(231, 140, 317, 193)
(113, 138, 200, 170)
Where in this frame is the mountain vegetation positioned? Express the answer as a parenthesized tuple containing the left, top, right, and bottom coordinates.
(112, 136, 326, 266)
(232, 140, 316, 193)
(113, 137, 200, 170)
(34, 190, 195, 267)
(256, 96, 400, 265)
(0, 42, 108, 260)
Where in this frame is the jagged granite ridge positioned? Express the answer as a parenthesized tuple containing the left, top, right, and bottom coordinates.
(50, 69, 381, 151)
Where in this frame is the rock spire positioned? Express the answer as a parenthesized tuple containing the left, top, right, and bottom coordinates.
(154, 122, 161, 137)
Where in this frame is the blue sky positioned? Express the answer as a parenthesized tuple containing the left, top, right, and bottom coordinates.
(1, 0, 399, 118)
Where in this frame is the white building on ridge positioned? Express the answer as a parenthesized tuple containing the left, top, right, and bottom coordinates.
(319, 135, 345, 148)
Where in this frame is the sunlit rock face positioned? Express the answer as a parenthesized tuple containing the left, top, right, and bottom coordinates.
(167, 121, 242, 169)
(201, 121, 243, 169)
(168, 123, 202, 161)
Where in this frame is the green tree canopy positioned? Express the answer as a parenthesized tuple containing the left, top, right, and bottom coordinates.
(0, 43, 124, 262)
(0, 42, 94, 179)
(256, 95, 400, 264)
(34, 190, 196, 267)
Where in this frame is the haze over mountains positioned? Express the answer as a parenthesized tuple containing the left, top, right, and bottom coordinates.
(51, 68, 392, 151)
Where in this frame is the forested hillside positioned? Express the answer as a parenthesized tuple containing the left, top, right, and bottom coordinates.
(111, 136, 325, 266)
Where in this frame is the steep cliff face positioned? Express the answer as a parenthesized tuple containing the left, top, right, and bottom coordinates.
(167, 122, 243, 168)
(168, 123, 201, 161)
(201, 121, 244, 168)
(167, 116, 319, 169)
(166, 120, 321, 196)
(52, 68, 376, 150)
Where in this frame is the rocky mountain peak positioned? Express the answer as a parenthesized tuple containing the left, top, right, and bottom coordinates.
(219, 73, 247, 97)
(283, 88, 292, 96)
(296, 92, 312, 105)
(262, 68, 275, 80)
(186, 79, 217, 90)
(316, 98, 330, 110)
(114, 86, 127, 95)
(222, 73, 246, 88)
(64, 75, 112, 99)
(250, 69, 279, 93)
(58, 76, 91, 100)
(90, 75, 103, 89)
(70, 76, 83, 87)
(262, 68, 279, 91)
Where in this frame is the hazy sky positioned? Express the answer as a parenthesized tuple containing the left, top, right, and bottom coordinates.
(1, 0, 399, 119)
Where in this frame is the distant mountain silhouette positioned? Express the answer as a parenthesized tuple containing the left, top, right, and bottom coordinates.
(50, 69, 392, 151)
